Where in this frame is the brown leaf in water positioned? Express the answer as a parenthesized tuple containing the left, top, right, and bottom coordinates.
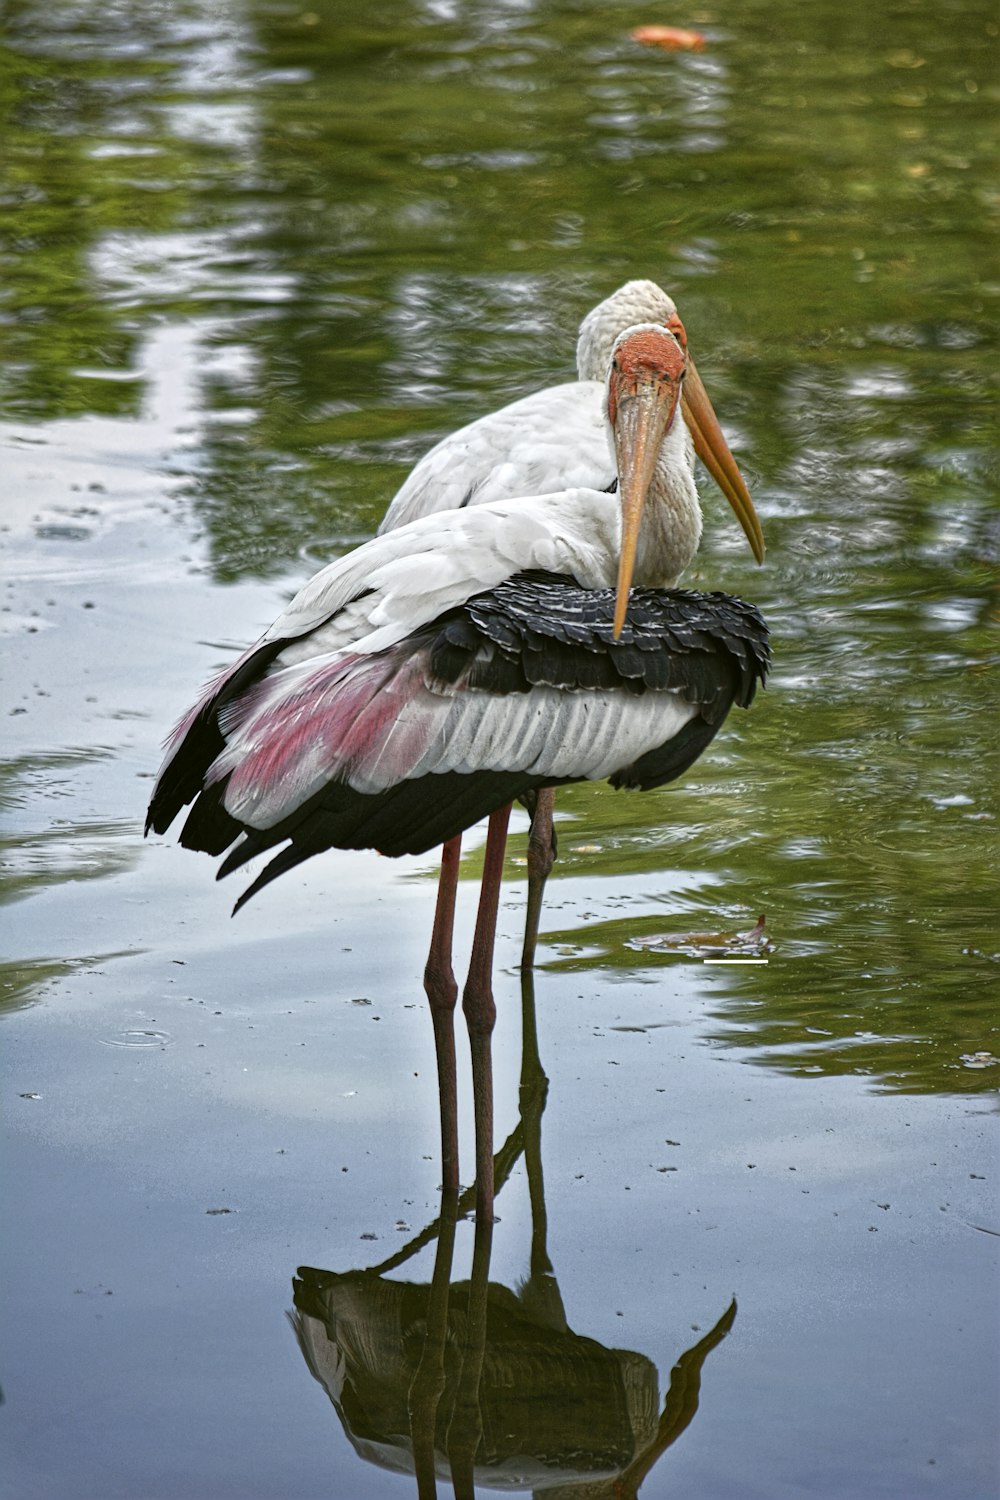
(631, 25, 707, 51)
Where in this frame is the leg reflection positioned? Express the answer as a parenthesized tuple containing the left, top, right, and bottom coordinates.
(291, 970, 738, 1494)
(408, 1189, 459, 1500)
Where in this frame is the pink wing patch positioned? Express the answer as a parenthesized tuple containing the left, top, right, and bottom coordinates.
(215, 647, 441, 824)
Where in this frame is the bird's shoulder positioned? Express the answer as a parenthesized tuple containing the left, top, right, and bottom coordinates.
(379, 380, 608, 529)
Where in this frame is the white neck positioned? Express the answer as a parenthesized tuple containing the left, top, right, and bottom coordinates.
(631, 415, 701, 587)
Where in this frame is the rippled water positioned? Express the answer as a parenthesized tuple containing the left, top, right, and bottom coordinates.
(6, 0, 996, 1088)
(2, 2, 997, 1496)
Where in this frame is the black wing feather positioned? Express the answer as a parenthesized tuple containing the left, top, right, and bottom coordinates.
(430, 571, 769, 717)
(149, 570, 769, 908)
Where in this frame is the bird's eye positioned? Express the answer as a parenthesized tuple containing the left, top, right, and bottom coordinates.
(664, 312, 688, 349)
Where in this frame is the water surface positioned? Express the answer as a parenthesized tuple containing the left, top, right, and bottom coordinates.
(2, 2, 997, 1496)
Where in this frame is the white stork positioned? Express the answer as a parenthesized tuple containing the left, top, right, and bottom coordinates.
(380, 279, 750, 530)
(380, 280, 762, 966)
(146, 319, 768, 1221)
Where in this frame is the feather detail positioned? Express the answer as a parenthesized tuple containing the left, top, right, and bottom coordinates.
(379, 383, 613, 532)
(149, 573, 768, 907)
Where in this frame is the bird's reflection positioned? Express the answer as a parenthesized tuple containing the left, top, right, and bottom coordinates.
(290, 972, 736, 1497)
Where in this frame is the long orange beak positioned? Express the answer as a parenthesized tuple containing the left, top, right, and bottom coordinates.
(612, 370, 683, 638)
(681, 355, 765, 565)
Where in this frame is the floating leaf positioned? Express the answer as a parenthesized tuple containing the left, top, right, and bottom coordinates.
(631, 25, 706, 51)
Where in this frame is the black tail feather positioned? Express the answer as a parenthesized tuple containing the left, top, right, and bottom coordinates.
(145, 638, 288, 838)
(152, 582, 770, 910)
(232, 843, 316, 914)
(220, 769, 572, 911)
(181, 781, 245, 856)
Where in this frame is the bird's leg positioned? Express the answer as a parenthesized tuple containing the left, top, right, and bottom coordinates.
(462, 803, 512, 1224)
(425, 834, 462, 1196)
(520, 786, 556, 970)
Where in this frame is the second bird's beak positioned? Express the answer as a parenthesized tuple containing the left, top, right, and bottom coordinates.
(681, 357, 765, 568)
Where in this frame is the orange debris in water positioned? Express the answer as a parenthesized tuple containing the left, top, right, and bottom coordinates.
(631, 25, 707, 51)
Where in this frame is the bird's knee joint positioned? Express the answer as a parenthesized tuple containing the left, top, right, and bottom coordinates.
(424, 968, 458, 1012)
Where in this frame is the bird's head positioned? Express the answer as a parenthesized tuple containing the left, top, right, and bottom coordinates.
(576, 278, 679, 379)
(607, 317, 765, 639)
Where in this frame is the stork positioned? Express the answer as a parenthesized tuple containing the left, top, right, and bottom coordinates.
(380, 280, 748, 530)
(146, 318, 769, 1223)
(380, 280, 761, 965)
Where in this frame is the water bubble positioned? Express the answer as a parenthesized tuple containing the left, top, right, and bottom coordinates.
(101, 1029, 173, 1049)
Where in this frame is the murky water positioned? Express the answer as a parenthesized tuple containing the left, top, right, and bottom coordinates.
(2, 2, 997, 1496)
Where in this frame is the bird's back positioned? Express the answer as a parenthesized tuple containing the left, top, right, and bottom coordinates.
(378, 381, 613, 532)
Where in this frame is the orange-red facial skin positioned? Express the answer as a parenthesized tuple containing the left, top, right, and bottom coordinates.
(607, 328, 687, 428)
(663, 310, 687, 349)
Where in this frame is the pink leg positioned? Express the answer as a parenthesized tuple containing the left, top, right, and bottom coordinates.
(521, 786, 556, 970)
(462, 804, 512, 1225)
(424, 834, 462, 1196)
